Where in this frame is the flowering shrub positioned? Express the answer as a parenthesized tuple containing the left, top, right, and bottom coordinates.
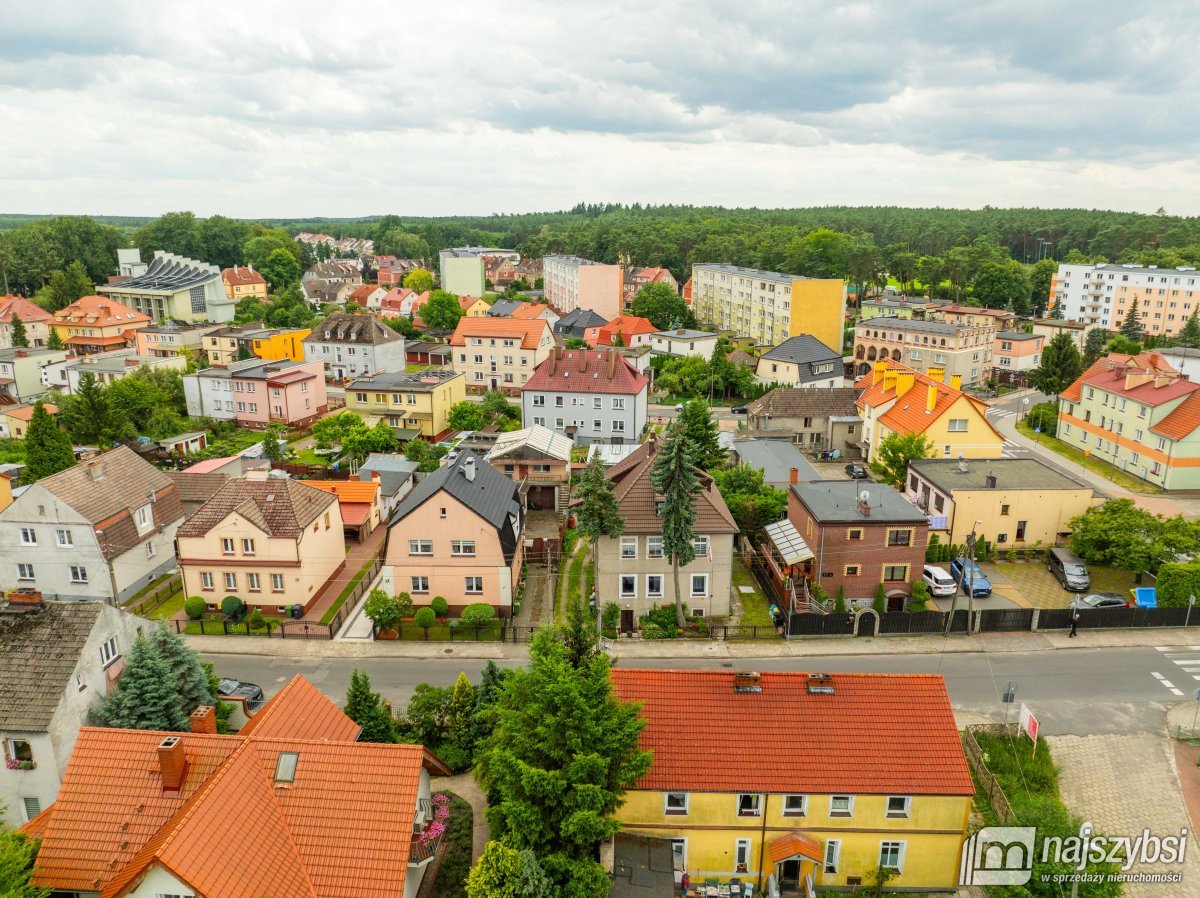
(417, 820, 446, 845)
(6, 759, 34, 770)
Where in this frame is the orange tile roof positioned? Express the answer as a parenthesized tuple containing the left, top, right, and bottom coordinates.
(222, 266, 267, 287)
(26, 676, 448, 898)
(1152, 389, 1200, 440)
(591, 315, 656, 347)
(299, 479, 381, 506)
(508, 302, 548, 319)
(6, 403, 57, 421)
(449, 317, 550, 349)
(611, 669, 973, 796)
(768, 832, 823, 865)
(457, 295, 484, 311)
(854, 359, 1000, 441)
(54, 295, 150, 328)
(0, 295, 53, 324)
(1060, 352, 1176, 402)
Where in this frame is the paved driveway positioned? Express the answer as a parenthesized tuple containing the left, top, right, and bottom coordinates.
(985, 561, 1139, 610)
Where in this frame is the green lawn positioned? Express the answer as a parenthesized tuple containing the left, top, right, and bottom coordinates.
(181, 614, 288, 635)
(319, 557, 377, 625)
(292, 448, 329, 466)
(145, 590, 185, 621)
(1016, 419, 1160, 494)
(732, 560, 773, 626)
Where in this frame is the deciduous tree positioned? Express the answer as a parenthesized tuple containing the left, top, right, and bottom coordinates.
(713, 464, 788, 545)
(448, 401, 489, 431)
(402, 268, 434, 292)
(0, 819, 43, 898)
(869, 432, 934, 488)
(466, 841, 554, 898)
(628, 282, 694, 329)
(1070, 499, 1200, 575)
(421, 290, 465, 330)
(972, 260, 1031, 313)
(259, 247, 302, 290)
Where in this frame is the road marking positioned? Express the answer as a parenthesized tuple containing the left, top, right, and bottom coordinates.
(1153, 672, 1168, 679)
(1158, 646, 1200, 652)
(1152, 671, 1187, 696)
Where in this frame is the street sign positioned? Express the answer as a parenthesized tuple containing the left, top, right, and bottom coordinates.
(1002, 682, 1017, 703)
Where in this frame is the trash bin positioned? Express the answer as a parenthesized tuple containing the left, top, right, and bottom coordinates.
(291, 604, 302, 619)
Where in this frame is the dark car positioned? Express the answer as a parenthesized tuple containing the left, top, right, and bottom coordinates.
(1071, 592, 1129, 610)
(730, 405, 749, 414)
(845, 463, 868, 479)
(949, 557, 993, 597)
(218, 677, 265, 711)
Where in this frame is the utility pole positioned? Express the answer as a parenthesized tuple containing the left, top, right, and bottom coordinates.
(965, 521, 982, 636)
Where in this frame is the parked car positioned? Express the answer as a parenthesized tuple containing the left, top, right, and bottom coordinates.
(923, 565, 957, 598)
(949, 557, 993, 597)
(730, 405, 749, 414)
(674, 403, 685, 412)
(1071, 592, 1130, 610)
(218, 677, 265, 711)
(845, 463, 869, 480)
(1048, 547, 1091, 591)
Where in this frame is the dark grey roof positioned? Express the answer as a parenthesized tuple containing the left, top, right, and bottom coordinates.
(104, 253, 220, 292)
(997, 330, 1041, 341)
(760, 334, 842, 365)
(731, 439, 821, 485)
(856, 317, 970, 335)
(0, 602, 104, 730)
(554, 308, 608, 337)
(347, 369, 461, 393)
(487, 299, 524, 317)
(693, 263, 811, 285)
(790, 480, 927, 523)
(389, 451, 523, 561)
(909, 458, 1090, 493)
(358, 453, 419, 497)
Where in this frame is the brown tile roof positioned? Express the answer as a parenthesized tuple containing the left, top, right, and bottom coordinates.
(0, 602, 105, 730)
(307, 312, 402, 346)
(523, 348, 648, 395)
(177, 479, 337, 540)
(221, 266, 266, 287)
(607, 437, 737, 534)
(0, 295, 53, 324)
(36, 446, 183, 561)
(726, 349, 756, 367)
(165, 470, 229, 507)
(747, 386, 860, 419)
(449, 317, 550, 349)
(611, 669, 973, 796)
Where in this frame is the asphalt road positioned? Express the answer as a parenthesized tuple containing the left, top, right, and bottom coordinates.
(203, 643, 1187, 737)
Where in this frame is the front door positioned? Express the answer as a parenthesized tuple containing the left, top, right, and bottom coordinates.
(620, 609, 635, 633)
(780, 859, 801, 887)
(490, 378, 499, 390)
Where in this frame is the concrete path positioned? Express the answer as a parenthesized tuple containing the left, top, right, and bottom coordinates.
(434, 773, 489, 863)
(514, 564, 551, 628)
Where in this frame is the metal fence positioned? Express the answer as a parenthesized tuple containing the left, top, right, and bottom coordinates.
(878, 610, 946, 635)
(172, 617, 334, 639)
(977, 608, 1036, 632)
(373, 623, 538, 642)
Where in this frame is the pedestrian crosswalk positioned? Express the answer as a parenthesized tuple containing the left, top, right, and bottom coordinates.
(989, 409, 1016, 419)
(1001, 438, 1028, 458)
(1153, 646, 1200, 696)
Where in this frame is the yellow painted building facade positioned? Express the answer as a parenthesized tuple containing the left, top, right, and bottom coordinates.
(205, 326, 310, 366)
(345, 370, 466, 438)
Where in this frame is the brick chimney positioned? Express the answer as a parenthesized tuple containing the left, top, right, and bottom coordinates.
(789, 467, 799, 485)
(157, 736, 188, 792)
(189, 705, 217, 734)
(608, 349, 616, 378)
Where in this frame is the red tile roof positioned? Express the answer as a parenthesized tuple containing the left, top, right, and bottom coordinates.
(509, 302, 550, 320)
(0, 295, 53, 324)
(611, 669, 973, 796)
(26, 676, 448, 898)
(54, 295, 150, 329)
(1152, 390, 1200, 440)
(347, 284, 382, 306)
(768, 832, 823, 864)
(590, 315, 656, 347)
(1060, 352, 1176, 402)
(522, 348, 648, 396)
(449, 317, 550, 349)
(222, 266, 267, 287)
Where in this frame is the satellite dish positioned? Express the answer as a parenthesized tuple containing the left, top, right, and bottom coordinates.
(859, 489, 870, 503)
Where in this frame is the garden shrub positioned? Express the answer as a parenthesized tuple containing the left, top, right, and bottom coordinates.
(431, 596, 449, 617)
(460, 603, 495, 627)
(1156, 561, 1200, 608)
(220, 595, 243, 619)
(248, 608, 267, 630)
(184, 596, 206, 620)
(414, 607, 438, 631)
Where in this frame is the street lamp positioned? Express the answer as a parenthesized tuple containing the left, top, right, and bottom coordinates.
(1021, 398, 1029, 420)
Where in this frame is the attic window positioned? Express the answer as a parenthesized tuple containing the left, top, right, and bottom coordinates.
(274, 751, 299, 783)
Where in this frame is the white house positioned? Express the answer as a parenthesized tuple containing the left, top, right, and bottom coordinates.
(302, 312, 407, 381)
(649, 328, 719, 359)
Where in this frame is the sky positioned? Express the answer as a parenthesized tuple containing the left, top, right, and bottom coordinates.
(2, 0, 1200, 218)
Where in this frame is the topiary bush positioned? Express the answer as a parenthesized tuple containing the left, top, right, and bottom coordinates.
(1155, 561, 1200, 608)
(414, 607, 437, 637)
(431, 596, 449, 618)
(184, 596, 206, 620)
(248, 608, 267, 631)
(221, 595, 243, 619)
(460, 603, 495, 627)
(834, 585, 847, 614)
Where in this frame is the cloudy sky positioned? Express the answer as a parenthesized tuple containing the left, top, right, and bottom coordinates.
(2, 1, 1199, 217)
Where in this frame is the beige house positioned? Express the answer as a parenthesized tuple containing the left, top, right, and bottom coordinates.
(595, 436, 738, 632)
(449, 317, 556, 395)
(853, 317, 995, 385)
(382, 453, 524, 618)
(745, 386, 863, 457)
(177, 479, 344, 615)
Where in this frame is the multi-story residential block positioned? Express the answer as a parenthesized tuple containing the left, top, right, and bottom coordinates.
(585, 315, 657, 348)
(755, 335, 844, 387)
(21, 675, 450, 898)
(183, 358, 327, 427)
(855, 360, 1004, 462)
(521, 348, 649, 445)
(596, 436, 737, 628)
(178, 478, 344, 613)
(611, 668, 972, 892)
(623, 266, 679, 308)
(346, 369, 465, 441)
(857, 294, 946, 320)
(1051, 262, 1200, 336)
(553, 307, 608, 341)
(438, 247, 517, 297)
(55, 348, 187, 394)
(0, 295, 54, 348)
(1057, 351, 1200, 489)
(201, 322, 310, 366)
(649, 328, 718, 358)
(134, 320, 223, 359)
(98, 251, 232, 323)
(450, 317, 555, 395)
(0, 403, 58, 441)
(303, 311, 406, 381)
(0, 446, 184, 602)
(381, 453, 524, 617)
(543, 255, 623, 320)
(745, 387, 863, 457)
(0, 600, 148, 827)
(0, 348, 68, 404)
(993, 330, 1044, 386)
(485, 424, 573, 510)
(852, 317, 994, 384)
(924, 304, 1018, 330)
(51, 295, 150, 355)
(692, 263, 847, 355)
(1031, 317, 1096, 352)
(788, 479, 929, 605)
(221, 264, 268, 301)
(906, 457, 1099, 548)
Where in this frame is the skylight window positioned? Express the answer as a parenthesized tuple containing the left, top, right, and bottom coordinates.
(274, 751, 298, 783)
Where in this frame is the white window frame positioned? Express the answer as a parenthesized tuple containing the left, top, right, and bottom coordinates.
(947, 418, 968, 432)
(664, 792, 689, 815)
(619, 574, 637, 599)
(646, 574, 664, 598)
(19, 527, 35, 546)
(224, 572, 237, 590)
(69, 565, 88, 583)
(56, 529, 73, 547)
(734, 837, 753, 869)
(242, 538, 255, 555)
(465, 576, 484, 594)
(886, 795, 911, 818)
(782, 794, 807, 817)
(736, 793, 762, 817)
(451, 540, 476, 557)
(271, 573, 285, 592)
(690, 573, 708, 597)
(829, 794, 854, 817)
(100, 636, 119, 667)
(411, 575, 429, 593)
(16, 563, 33, 580)
(647, 536, 663, 558)
(879, 840, 906, 873)
(201, 571, 214, 590)
(222, 537, 235, 555)
(692, 536, 709, 557)
(620, 536, 637, 559)
(409, 539, 433, 555)
(247, 572, 261, 591)
(824, 839, 841, 874)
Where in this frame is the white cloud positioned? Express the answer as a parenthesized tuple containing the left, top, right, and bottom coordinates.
(0, 0, 1198, 216)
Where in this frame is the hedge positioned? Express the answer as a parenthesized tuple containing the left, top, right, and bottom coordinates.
(1155, 561, 1200, 608)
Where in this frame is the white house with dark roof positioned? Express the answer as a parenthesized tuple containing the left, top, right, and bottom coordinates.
(303, 311, 406, 381)
(648, 328, 718, 359)
(755, 334, 844, 387)
(0, 600, 149, 827)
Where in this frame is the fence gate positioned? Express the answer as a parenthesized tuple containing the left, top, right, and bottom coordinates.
(855, 610, 878, 637)
(978, 608, 1035, 632)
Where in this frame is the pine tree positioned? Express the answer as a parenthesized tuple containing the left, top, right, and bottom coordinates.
(471, 660, 510, 750)
(344, 669, 397, 743)
(65, 370, 113, 444)
(1120, 298, 1146, 341)
(573, 448, 623, 621)
(1028, 331, 1084, 396)
(1177, 310, 1200, 349)
(1083, 327, 1109, 363)
(149, 623, 212, 715)
(9, 314, 28, 348)
(21, 400, 75, 484)
(94, 637, 190, 731)
(359, 702, 398, 744)
(562, 591, 599, 667)
(46, 325, 65, 350)
(677, 399, 725, 470)
(650, 421, 701, 628)
(448, 672, 477, 754)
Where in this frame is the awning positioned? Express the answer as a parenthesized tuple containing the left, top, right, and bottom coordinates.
(768, 832, 823, 865)
(764, 520, 814, 565)
(339, 504, 372, 527)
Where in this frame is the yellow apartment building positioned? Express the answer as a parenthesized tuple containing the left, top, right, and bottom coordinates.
(204, 324, 310, 366)
(345, 369, 466, 441)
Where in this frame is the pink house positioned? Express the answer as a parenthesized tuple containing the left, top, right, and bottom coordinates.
(993, 330, 1045, 387)
(184, 358, 329, 428)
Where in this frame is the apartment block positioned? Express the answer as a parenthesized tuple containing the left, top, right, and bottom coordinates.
(134, 321, 223, 359)
(993, 331, 1044, 386)
(853, 317, 994, 385)
(691, 263, 846, 355)
(542, 255, 623, 320)
(345, 369, 466, 441)
(438, 247, 517, 297)
(449, 317, 555, 395)
(1050, 262, 1200, 337)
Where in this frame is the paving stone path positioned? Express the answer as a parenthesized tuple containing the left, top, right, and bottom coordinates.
(434, 772, 489, 863)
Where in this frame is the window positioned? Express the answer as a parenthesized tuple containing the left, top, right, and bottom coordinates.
(19, 528, 35, 546)
(647, 536, 663, 558)
(1000, 503, 1010, 516)
(532, 394, 545, 407)
(593, 419, 602, 431)
(879, 840, 905, 872)
(411, 576, 429, 593)
(1016, 520, 1028, 541)
(612, 397, 625, 410)
(16, 563, 33, 580)
(439, 507, 447, 519)
(201, 572, 214, 590)
(783, 794, 807, 817)
(947, 418, 968, 432)
(451, 540, 476, 556)
(409, 540, 433, 555)
(736, 793, 761, 817)
(670, 838, 687, 871)
(734, 838, 752, 871)
(271, 573, 285, 592)
(646, 574, 663, 597)
(620, 536, 637, 559)
(100, 636, 119, 666)
(824, 839, 841, 874)
(593, 397, 602, 409)
(690, 574, 708, 597)
(56, 529, 73, 547)
(664, 792, 689, 815)
(844, 564, 861, 576)
(887, 529, 913, 547)
(274, 751, 299, 783)
(830, 795, 854, 817)
(22, 797, 40, 822)
(465, 576, 483, 594)
(146, 540, 156, 559)
(847, 528, 863, 541)
(224, 572, 237, 590)
(619, 575, 637, 598)
(692, 536, 709, 557)
(886, 795, 911, 818)
(69, 565, 87, 583)
(222, 537, 235, 555)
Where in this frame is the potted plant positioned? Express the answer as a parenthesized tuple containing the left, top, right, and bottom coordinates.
(364, 589, 402, 639)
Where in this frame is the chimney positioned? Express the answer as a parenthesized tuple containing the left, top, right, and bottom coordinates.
(925, 384, 938, 413)
(882, 368, 898, 392)
(733, 671, 762, 693)
(789, 467, 799, 485)
(189, 705, 217, 735)
(872, 360, 888, 385)
(608, 349, 616, 378)
(579, 350, 588, 372)
(927, 365, 945, 383)
(463, 456, 476, 481)
(89, 461, 105, 481)
(1155, 374, 1174, 388)
(806, 673, 835, 695)
(985, 474, 998, 489)
(949, 373, 962, 391)
(125, 358, 139, 367)
(894, 370, 915, 398)
(1125, 371, 1153, 390)
(856, 489, 870, 517)
(157, 736, 187, 792)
